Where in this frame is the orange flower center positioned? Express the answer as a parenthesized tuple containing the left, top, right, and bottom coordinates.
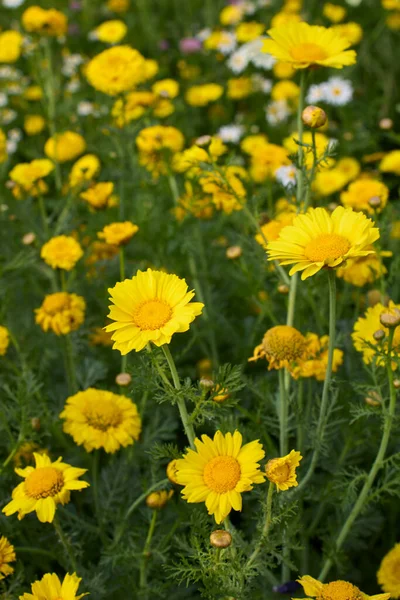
(203, 456, 241, 493)
(290, 42, 328, 62)
(25, 467, 64, 499)
(262, 325, 306, 362)
(266, 460, 291, 484)
(85, 402, 123, 431)
(134, 299, 173, 331)
(304, 233, 350, 263)
(317, 581, 363, 600)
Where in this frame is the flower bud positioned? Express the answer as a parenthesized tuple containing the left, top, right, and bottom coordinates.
(22, 232, 36, 245)
(373, 329, 385, 342)
(166, 459, 179, 485)
(327, 202, 338, 212)
(226, 245, 242, 259)
(379, 118, 393, 130)
(368, 196, 381, 210)
(277, 284, 289, 294)
(393, 379, 400, 389)
(200, 377, 214, 390)
(31, 417, 41, 431)
(146, 489, 173, 509)
(367, 289, 386, 307)
(301, 105, 327, 129)
(380, 308, 400, 329)
(116, 372, 131, 386)
(365, 390, 381, 407)
(210, 529, 232, 549)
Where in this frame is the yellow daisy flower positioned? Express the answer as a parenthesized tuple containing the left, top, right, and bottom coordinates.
(60, 388, 142, 453)
(378, 543, 400, 598)
(40, 236, 83, 271)
(297, 575, 390, 600)
(340, 178, 389, 214)
(249, 325, 307, 374)
(45, 132, 86, 163)
(336, 249, 390, 287)
(81, 182, 115, 210)
(19, 572, 87, 600)
(175, 430, 265, 524)
(267, 206, 380, 280)
(86, 45, 147, 96)
(352, 301, 400, 365)
(3, 453, 89, 523)
(265, 450, 302, 491)
(262, 22, 357, 69)
(105, 268, 204, 354)
(35, 292, 86, 335)
(0, 325, 10, 356)
(0, 536, 16, 580)
(97, 221, 138, 246)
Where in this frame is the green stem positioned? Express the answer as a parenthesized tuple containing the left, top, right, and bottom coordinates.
(304, 130, 317, 211)
(37, 194, 49, 237)
(247, 483, 274, 567)
(167, 172, 180, 205)
(318, 327, 397, 581)
(119, 247, 125, 281)
(161, 344, 196, 449)
(279, 369, 288, 456)
(53, 515, 77, 572)
(139, 510, 158, 589)
(63, 334, 78, 394)
(14, 546, 56, 561)
(146, 344, 172, 388)
(60, 269, 67, 292)
(43, 38, 61, 192)
(296, 269, 337, 494)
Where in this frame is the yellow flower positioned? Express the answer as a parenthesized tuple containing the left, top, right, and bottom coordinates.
(175, 430, 265, 524)
(273, 60, 296, 79)
(86, 45, 147, 96)
(97, 221, 138, 246)
(382, 0, 400, 8)
(3, 453, 89, 523)
(9, 159, 54, 194)
(249, 325, 306, 373)
(331, 22, 363, 45)
(336, 156, 361, 181)
(173, 145, 209, 175)
(0, 325, 10, 356)
(45, 132, 86, 163)
(293, 333, 343, 381)
(152, 78, 179, 99)
(323, 3, 347, 23)
(249, 143, 290, 182)
(24, 114, 46, 136)
(386, 11, 400, 30)
(227, 77, 253, 100)
(341, 178, 389, 214)
(13, 442, 47, 468)
(297, 575, 390, 600)
(41, 236, 83, 271)
(143, 58, 159, 80)
(313, 169, 349, 196)
(352, 301, 400, 365)
(89, 327, 113, 346)
(0, 128, 6, 163)
(337, 249, 390, 287)
(265, 450, 302, 491)
(24, 85, 43, 101)
(378, 543, 400, 598)
(380, 150, 400, 176)
(267, 206, 380, 280)
(35, 292, 86, 335)
(107, 0, 130, 12)
(0, 31, 23, 63)
(94, 19, 127, 44)
(185, 84, 224, 107)
(146, 490, 173, 509)
(284, 131, 331, 170)
(69, 154, 101, 188)
(0, 536, 15, 580)
(271, 80, 300, 103)
(81, 182, 115, 209)
(235, 21, 264, 43)
(270, 11, 302, 28)
(200, 166, 246, 214)
(105, 268, 204, 354)
(166, 459, 180, 484)
(262, 21, 357, 69)
(241, 134, 268, 155)
(136, 125, 184, 177)
(19, 572, 87, 600)
(111, 91, 156, 127)
(22, 6, 68, 37)
(255, 213, 295, 249)
(60, 388, 141, 453)
(220, 4, 244, 25)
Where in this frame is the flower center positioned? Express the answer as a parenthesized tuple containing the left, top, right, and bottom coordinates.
(133, 299, 173, 331)
(85, 403, 123, 431)
(263, 325, 306, 361)
(304, 233, 350, 263)
(43, 293, 69, 315)
(318, 581, 363, 600)
(269, 462, 290, 483)
(290, 42, 328, 62)
(203, 456, 241, 493)
(25, 467, 64, 499)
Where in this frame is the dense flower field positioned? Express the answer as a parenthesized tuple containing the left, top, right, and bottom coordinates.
(1, 0, 400, 598)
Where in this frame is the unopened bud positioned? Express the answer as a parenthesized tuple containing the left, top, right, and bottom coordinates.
(277, 284, 289, 294)
(365, 390, 381, 407)
(379, 118, 393, 130)
(367, 289, 385, 307)
(22, 232, 36, 245)
(373, 329, 385, 342)
(116, 372, 131, 386)
(226, 245, 242, 259)
(380, 308, 400, 328)
(210, 529, 232, 549)
(146, 490, 173, 509)
(200, 377, 214, 390)
(31, 417, 41, 431)
(368, 196, 381, 209)
(301, 105, 327, 129)
(166, 459, 179, 485)
(393, 379, 400, 389)
(328, 202, 338, 212)
(212, 385, 229, 403)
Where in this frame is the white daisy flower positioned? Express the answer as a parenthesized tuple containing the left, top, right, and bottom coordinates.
(6, 139, 18, 153)
(275, 164, 297, 188)
(0, 93, 8, 107)
(77, 101, 95, 116)
(252, 75, 272, 94)
(323, 77, 353, 106)
(3, 0, 25, 7)
(197, 28, 212, 42)
(217, 124, 245, 143)
(227, 50, 249, 74)
(306, 83, 326, 104)
(218, 32, 237, 55)
(265, 100, 290, 126)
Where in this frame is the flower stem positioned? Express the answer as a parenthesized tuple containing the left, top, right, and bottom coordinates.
(296, 269, 337, 493)
(279, 369, 289, 456)
(37, 194, 49, 238)
(139, 510, 158, 589)
(247, 483, 274, 567)
(53, 515, 77, 572)
(43, 38, 61, 193)
(161, 344, 196, 449)
(119, 247, 125, 281)
(318, 327, 397, 581)
(63, 334, 78, 394)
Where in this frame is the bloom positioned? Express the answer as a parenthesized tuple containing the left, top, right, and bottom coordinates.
(336, 250, 389, 287)
(249, 325, 307, 373)
(9, 159, 54, 195)
(262, 22, 357, 69)
(86, 45, 147, 95)
(175, 430, 265, 524)
(267, 206, 380, 280)
(0, 325, 10, 356)
(380, 150, 400, 176)
(0, 536, 15, 580)
(97, 221, 138, 246)
(22, 6, 68, 36)
(341, 179, 389, 214)
(265, 450, 302, 491)
(24, 114, 46, 136)
(60, 388, 141, 453)
(185, 84, 224, 107)
(352, 301, 400, 365)
(45, 132, 86, 163)
(0, 31, 23, 63)
(69, 154, 101, 188)
(35, 292, 86, 335)
(81, 182, 115, 210)
(93, 19, 127, 44)
(41, 236, 83, 271)
(378, 543, 400, 598)
(19, 572, 87, 600)
(105, 269, 204, 354)
(3, 453, 89, 523)
(297, 575, 390, 600)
